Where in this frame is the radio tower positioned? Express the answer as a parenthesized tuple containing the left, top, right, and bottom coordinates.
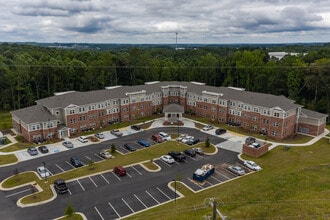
(175, 32, 178, 50)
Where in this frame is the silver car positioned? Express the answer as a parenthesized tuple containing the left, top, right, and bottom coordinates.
(37, 166, 50, 178)
(111, 129, 123, 137)
(228, 166, 246, 175)
(62, 141, 74, 148)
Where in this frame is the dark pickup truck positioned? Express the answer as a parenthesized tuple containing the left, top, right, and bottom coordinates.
(54, 179, 68, 194)
(168, 151, 186, 162)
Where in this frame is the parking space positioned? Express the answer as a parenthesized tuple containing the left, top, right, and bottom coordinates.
(182, 162, 251, 192)
(84, 182, 179, 220)
(3, 185, 36, 203)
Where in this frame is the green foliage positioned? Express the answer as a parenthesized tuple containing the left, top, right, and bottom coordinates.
(64, 204, 75, 217)
(0, 43, 329, 115)
(111, 143, 116, 154)
(205, 136, 210, 148)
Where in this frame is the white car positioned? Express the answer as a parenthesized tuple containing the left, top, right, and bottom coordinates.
(158, 132, 171, 141)
(181, 136, 194, 144)
(202, 125, 214, 131)
(78, 136, 88, 143)
(95, 133, 105, 139)
(99, 150, 112, 159)
(160, 155, 175, 164)
(244, 160, 262, 171)
(111, 129, 123, 137)
(176, 134, 187, 141)
(37, 166, 50, 178)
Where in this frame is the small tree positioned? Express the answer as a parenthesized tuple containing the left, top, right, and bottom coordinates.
(111, 143, 116, 154)
(65, 204, 75, 217)
(205, 136, 210, 148)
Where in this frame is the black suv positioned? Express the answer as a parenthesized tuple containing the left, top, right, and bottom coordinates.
(54, 179, 68, 194)
(184, 149, 196, 157)
(168, 151, 186, 162)
(70, 156, 83, 168)
(131, 125, 141, 131)
(187, 138, 200, 146)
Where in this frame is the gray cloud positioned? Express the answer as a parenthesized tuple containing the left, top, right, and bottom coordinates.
(0, 0, 329, 43)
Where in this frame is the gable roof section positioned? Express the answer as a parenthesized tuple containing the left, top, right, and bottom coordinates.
(11, 105, 56, 124)
(163, 104, 184, 113)
(300, 108, 328, 119)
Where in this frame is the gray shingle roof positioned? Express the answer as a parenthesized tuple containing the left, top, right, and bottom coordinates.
(300, 108, 328, 119)
(35, 81, 301, 111)
(11, 105, 56, 124)
(163, 104, 184, 113)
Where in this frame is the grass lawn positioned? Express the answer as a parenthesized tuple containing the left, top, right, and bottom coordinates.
(125, 138, 330, 220)
(0, 154, 18, 165)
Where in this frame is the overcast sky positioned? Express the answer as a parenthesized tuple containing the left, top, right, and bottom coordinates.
(1, 0, 330, 44)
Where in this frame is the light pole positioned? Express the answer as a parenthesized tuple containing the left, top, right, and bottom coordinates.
(177, 120, 180, 136)
(42, 161, 47, 183)
(173, 179, 177, 203)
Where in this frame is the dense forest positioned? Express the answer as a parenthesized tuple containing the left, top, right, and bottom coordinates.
(0, 43, 329, 119)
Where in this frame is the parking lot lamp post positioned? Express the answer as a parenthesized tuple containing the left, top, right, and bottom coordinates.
(177, 120, 180, 136)
(42, 161, 47, 183)
(173, 179, 176, 203)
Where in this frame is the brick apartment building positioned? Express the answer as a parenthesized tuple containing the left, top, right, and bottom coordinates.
(11, 81, 328, 143)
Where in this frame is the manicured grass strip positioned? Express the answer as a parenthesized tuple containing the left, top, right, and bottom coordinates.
(56, 213, 84, 220)
(0, 142, 32, 153)
(1, 172, 37, 188)
(0, 112, 12, 130)
(125, 138, 330, 220)
(0, 154, 18, 165)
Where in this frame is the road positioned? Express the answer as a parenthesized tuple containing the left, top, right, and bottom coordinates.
(0, 127, 242, 220)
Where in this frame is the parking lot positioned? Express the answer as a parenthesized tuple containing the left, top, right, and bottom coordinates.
(58, 164, 180, 219)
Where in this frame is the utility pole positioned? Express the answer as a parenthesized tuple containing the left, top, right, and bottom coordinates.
(175, 32, 178, 50)
(212, 200, 217, 220)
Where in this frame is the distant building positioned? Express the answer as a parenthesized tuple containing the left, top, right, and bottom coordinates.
(268, 52, 308, 60)
(11, 81, 327, 142)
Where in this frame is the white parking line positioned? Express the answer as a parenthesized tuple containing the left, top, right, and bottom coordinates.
(131, 166, 142, 175)
(68, 188, 72, 195)
(5, 188, 31, 198)
(108, 202, 121, 218)
(111, 172, 122, 181)
(156, 187, 171, 200)
(134, 194, 147, 208)
(126, 172, 132, 178)
(77, 179, 85, 191)
(94, 153, 104, 160)
(66, 161, 76, 169)
(146, 190, 160, 204)
(55, 163, 65, 172)
(85, 155, 94, 162)
(187, 178, 204, 189)
(101, 174, 110, 184)
(159, 159, 172, 167)
(89, 176, 98, 187)
(94, 207, 104, 220)
(122, 198, 135, 213)
(210, 175, 222, 183)
(215, 170, 230, 180)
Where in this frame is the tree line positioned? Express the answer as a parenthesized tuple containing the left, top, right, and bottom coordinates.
(0, 43, 329, 118)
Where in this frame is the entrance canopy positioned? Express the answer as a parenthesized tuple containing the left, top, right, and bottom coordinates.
(163, 104, 184, 122)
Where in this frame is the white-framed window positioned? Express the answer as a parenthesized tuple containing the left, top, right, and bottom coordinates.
(253, 116, 258, 121)
(272, 131, 278, 136)
(79, 107, 85, 112)
(70, 118, 76, 124)
(273, 122, 279, 127)
(274, 112, 280, 117)
(113, 100, 119, 105)
(253, 107, 259, 113)
(113, 108, 119, 113)
(69, 109, 75, 114)
(237, 111, 242, 116)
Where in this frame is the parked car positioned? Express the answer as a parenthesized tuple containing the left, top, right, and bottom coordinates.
(37, 166, 50, 178)
(70, 156, 83, 168)
(181, 136, 194, 144)
(54, 179, 68, 194)
(160, 155, 175, 164)
(27, 147, 38, 156)
(95, 133, 105, 139)
(113, 166, 126, 176)
(244, 160, 262, 171)
(137, 140, 151, 147)
(168, 151, 186, 162)
(62, 141, 74, 148)
(77, 136, 88, 143)
(131, 125, 141, 131)
(184, 148, 196, 157)
(186, 138, 200, 145)
(215, 128, 227, 135)
(176, 134, 187, 141)
(158, 132, 171, 141)
(202, 125, 214, 131)
(38, 145, 49, 154)
(99, 150, 112, 159)
(192, 147, 204, 155)
(227, 166, 246, 176)
(111, 129, 123, 137)
(124, 143, 137, 151)
(151, 134, 163, 143)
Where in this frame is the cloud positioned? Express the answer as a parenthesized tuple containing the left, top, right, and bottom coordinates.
(0, 0, 329, 43)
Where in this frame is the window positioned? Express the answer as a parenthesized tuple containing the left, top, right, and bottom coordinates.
(69, 109, 75, 114)
(253, 107, 259, 113)
(253, 116, 258, 121)
(212, 100, 216, 104)
(79, 107, 85, 112)
(70, 118, 76, 124)
(140, 105, 144, 109)
(237, 111, 242, 116)
(113, 100, 119, 105)
(273, 122, 279, 127)
(274, 112, 280, 117)
(113, 108, 119, 113)
(272, 131, 278, 136)
(211, 107, 216, 112)
(32, 124, 40, 130)
(79, 116, 86, 121)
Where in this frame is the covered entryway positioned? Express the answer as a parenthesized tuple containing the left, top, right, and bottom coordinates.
(163, 104, 184, 122)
